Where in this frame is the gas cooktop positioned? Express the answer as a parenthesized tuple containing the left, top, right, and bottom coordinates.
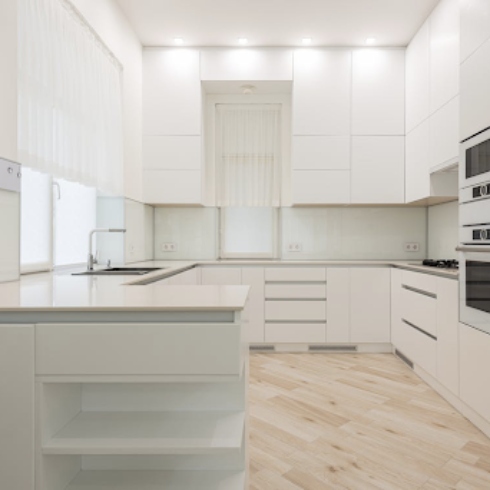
(422, 259, 459, 269)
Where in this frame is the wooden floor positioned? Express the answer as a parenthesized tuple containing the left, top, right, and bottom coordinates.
(249, 353, 490, 490)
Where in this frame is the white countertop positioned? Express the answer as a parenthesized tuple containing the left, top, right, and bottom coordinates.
(0, 259, 457, 312)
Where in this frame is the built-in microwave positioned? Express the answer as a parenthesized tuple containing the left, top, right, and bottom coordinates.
(460, 126, 490, 189)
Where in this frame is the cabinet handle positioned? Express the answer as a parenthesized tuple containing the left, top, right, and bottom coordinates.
(456, 246, 490, 253)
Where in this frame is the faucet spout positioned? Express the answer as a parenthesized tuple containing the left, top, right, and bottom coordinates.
(87, 228, 127, 270)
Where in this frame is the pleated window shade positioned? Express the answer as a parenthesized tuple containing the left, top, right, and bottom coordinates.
(216, 104, 282, 207)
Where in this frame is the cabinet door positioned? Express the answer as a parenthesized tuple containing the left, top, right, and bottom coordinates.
(0, 325, 34, 490)
(436, 278, 459, 395)
(429, 0, 460, 113)
(352, 49, 405, 135)
(351, 136, 405, 204)
(405, 120, 430, 203)
(201, 267, 242, 285)
(326, 268, 350, 342)
(292, 136, 350, 170)
(167, 268, 199, 285)
(406, 21, 430, 133)
(143, 49, 201, 135)
(241, 268, 265, 343)
(143, 135, 201, 170)
(460, 323, 490, 422)
(460, 0, 490, 62)
(350, 268, 391, 342)
(143, 169, 202, 205)
(461, 37, 490, 140)
(293, 49, 351, 135)
(292, 170, 350, 204)
(390, 268, 403, 348)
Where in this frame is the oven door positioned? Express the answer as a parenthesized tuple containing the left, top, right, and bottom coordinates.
(459, 247, 490, 334)
(460, 127, 490, 189)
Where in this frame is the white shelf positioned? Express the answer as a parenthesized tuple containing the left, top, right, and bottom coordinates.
(44, 411, 245, 455)
(66, 470, 245, 490)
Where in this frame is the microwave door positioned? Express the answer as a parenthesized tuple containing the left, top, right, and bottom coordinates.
(461, 127, 490, 189)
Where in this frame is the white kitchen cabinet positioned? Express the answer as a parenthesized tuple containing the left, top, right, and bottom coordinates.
(0, 325, 34, 490)
(143, 135, 201, 170)
(241, 268, 265, 344)
(200, 48, 293, 81)
(292, 136, 350, 170)
(406, 21, 430, 133)
(265, 323, 326, 343)
(390, 268, 403, 347)
(201, 267, 241, 286)
(461, 37, 490, 140)
(292, 170, 350, 204)
(352, 49, 405, 135)
(436, 278, 459, 395)
(143, 170, 202, 205)
(428, 97, 459, 170)
(143, 49, 201, 136)
(429, 0, 460, 114)
(265, 267, 325, 282)
(351, 136, 405, 204)
(405, 120, 430, 203)
(292, 49, 351, 135)
(265, 301, 326, 322)
(166, 268, 200, 285)
(460, 0, 490, 62)
(350, 268, 391, 342)
(460, 323, 490, 422)
(326, 268, 350, 343)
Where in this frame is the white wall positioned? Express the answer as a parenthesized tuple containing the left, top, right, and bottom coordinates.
(0, 1, 17, 162)
(70, 0, 143, 202)
(428, 201, 458, 259)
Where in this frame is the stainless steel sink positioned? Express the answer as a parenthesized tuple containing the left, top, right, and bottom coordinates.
(73, 267, 163, 276)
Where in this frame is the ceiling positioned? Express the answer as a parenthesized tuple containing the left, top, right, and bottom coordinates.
(115, 0, 440, 47)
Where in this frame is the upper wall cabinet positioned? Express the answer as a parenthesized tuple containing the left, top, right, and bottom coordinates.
(200, 49, 293, 81)
(352, 49, 405, 135)
(292, 135, 350, 170)
(460, 0, 490, 62)
(429, 0, 460, 114)
(292, 49, 351, 135)
(406, 21, 430, 133)
(143, 49, 201, 135)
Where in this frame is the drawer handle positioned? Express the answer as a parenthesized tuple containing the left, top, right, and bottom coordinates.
(402, 284, 436, 299)
(402, 319, 437, 341)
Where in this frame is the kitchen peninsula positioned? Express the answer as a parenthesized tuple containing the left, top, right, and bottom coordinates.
(0, 262, 249, 490)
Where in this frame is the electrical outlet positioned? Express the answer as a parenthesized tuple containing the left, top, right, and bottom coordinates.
(161, 242, 178, 252)
(404, 242, 420, 252)
(288, 242, 303, 252)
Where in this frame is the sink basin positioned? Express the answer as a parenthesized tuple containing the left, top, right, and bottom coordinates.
(73, 267, 163, 276)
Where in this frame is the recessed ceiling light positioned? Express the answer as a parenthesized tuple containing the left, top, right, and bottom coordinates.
(173, 38, 184, 45)
(365, 37, 376, 45)
(238, 38, 248, 45)
(302, 38, 312, 45)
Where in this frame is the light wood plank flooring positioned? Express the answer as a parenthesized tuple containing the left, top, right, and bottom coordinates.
(249, 353, 490, 489)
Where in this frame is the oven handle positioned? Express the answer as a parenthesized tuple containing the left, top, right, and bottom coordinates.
(456, 246, 490, 253)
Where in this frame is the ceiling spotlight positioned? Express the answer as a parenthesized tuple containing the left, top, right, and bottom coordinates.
(238, 38, 248, 45)
(365, 37, 376, 45)
(173, 38, 184, 45)
(302, 38, 312, 45)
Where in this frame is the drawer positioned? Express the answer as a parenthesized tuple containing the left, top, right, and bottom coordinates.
(395, 319, 437, 377)
(265, 323, 326, 343)
(36, 323, 242, 376)
(265, 267, 326, 282)
(401, 270, 437, 296)
(265, 300, 326, 321)
(401, 287, 437, 338)
(265, 284, 326, 299)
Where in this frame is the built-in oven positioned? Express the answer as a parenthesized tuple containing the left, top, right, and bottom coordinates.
(460, 126, 490, 189)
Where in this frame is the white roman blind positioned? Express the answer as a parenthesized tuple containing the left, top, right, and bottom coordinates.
(18, 0, 123, 195)
(216, 104, 281, 207)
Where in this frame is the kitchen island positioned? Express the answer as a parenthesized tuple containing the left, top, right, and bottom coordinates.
(0, 266, 249, 490)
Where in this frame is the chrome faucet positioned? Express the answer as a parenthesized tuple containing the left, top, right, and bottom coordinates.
(87, 228, 126, 270)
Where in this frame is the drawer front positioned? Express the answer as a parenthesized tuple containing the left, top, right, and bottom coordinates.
(401, 270, 438, 296)
(265, 301, 326, 321)
(401, 287, 437, 338)
(395, 319, 437, 377)
(265, 284, 326, 299)
(36, 323, 242, 376)
(265, 267, 326, 282)
(265, 323, 326, 343)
